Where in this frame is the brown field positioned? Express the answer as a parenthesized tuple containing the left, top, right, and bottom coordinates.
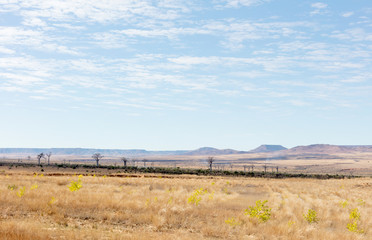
(0, 166, 371, 239)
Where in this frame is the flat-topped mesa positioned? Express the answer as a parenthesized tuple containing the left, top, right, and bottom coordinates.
(183, 147, 247, 155)
(287, 144, 372, 154)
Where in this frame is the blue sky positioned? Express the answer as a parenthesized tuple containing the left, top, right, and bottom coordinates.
(0, 0, 371, 150)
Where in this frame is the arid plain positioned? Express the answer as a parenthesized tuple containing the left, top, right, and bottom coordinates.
(1, 165, 371, 240)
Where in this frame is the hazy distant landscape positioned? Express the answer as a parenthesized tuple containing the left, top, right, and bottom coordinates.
(1, 144, 372, 176)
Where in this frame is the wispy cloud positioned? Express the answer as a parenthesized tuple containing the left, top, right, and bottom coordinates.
(0, 26, 81, 55)
(5, 0, 190, 23)
(342, 12, 354, 18)
(310, 2, 328, 15)
(0, 0, 371, 116)
(0, 46, 15, 54)
(215, 0, 268, 9)
(330, 28, 372, 41)
(311, 2, 327, 9)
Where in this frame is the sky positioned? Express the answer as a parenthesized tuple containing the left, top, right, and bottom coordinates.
(0, 0, 371, 151)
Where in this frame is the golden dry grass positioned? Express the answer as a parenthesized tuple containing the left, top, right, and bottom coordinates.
(0, 167, 371, 239)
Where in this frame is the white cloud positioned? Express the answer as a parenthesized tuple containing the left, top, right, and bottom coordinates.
(22, 17, 48, 27)
(0, 72, 46, 86)
(89, 16, 313, 51)
(0, 85, 28, 92)
(168, 56, 221, 65)
(340, 74, 370, 83)
(330, 28, 372, 41)
(0, 26, 80, 55)
(92, 32, 127, 49)
(0, 0, 20, 12)
(0, 26, 44, 45)
(42, 44, 81, 55)
(0, 46, 15, 54)
(216, 0, 268, 9)
(310, 2, 328, 15)
(116, 27, 210, 39)
(53, 23, 85, 30)
(342, 12, 354, 18)
(6, 0, 190, 24)
(311, 2, 327, 9)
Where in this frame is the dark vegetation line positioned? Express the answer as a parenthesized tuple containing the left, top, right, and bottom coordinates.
(0, 161, 361, 179)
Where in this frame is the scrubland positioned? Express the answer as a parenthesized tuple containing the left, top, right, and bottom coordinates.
(0, 167, 371, 239)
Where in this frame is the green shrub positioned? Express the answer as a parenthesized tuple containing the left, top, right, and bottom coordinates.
(245, 200, 271, 222)
(188, 188, 208, 206)
(347, 208, 364, 233)
(304, 209, 318, 223)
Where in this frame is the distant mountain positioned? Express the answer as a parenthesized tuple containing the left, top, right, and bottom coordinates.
(0, 148, 188, 156)
(1, 144, 372, 157)
(249, 145, 287, 153)
(286, 144, 372, 154)
(183, 147, 247, 155)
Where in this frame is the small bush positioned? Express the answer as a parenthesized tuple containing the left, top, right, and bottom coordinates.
(339, 200, 348, 208)
(304, 209, 318, 223)
(349, 208, 360, 221)
(188, 188, 207, 206)
(225, 217, 240, 227)
(68, 175, 83, 192)
(347, 208, 364, 233)
(8, 184, 17, 190)
(17, 187, 25, 197)
(245, 200, 271, 222)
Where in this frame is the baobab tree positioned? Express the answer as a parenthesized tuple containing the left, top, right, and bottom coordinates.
(92, 153, 103, 167)
(207, 156, 215, 171)
(37, 153, 45, 165)
(121, 157, 128, 167)
(46, 152, 52, 165)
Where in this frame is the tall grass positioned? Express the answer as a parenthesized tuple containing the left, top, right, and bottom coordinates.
(0, 168, 371, 239)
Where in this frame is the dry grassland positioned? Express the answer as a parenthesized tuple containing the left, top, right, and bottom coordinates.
(0, 167, 371, 240)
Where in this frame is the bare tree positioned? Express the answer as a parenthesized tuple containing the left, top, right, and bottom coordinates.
(263, 164, 267, 174)
(207, 156, 215, 171)
(37, 153, 45, 165)
(92, 153, 104, 167)
(142, 159, 148, 168)
(121, 157, 128, 167)
(46, 152, 52, 165)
